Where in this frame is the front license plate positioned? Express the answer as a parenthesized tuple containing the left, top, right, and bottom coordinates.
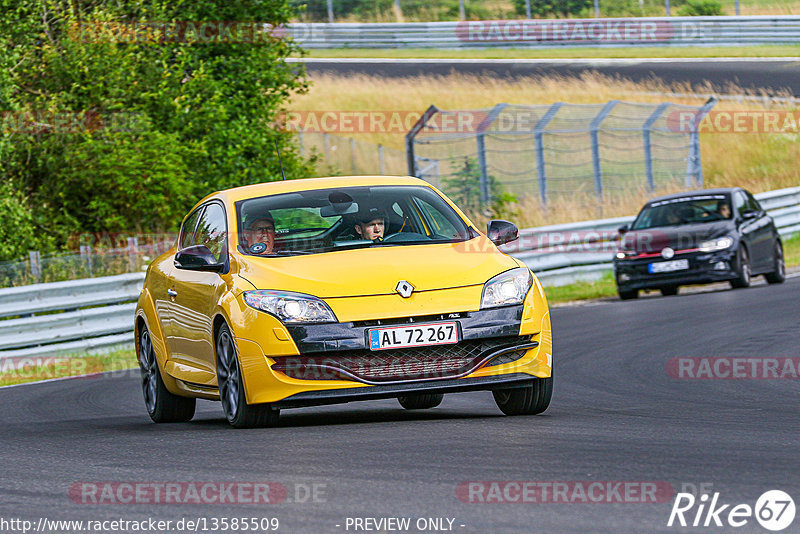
(648, 259, 689, 273)
(368, 322, 459, 351)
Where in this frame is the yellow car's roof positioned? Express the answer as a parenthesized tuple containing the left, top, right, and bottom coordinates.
(203, 176, 430, 205)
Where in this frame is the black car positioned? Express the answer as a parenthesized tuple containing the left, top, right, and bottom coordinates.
(613, 188, 786, 300)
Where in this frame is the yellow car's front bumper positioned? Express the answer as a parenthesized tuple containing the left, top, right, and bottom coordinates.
(231, 277, 552, 406)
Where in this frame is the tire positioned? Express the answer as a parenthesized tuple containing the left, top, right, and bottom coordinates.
(138, 326, 196, 423)
(215, 323, 280, 429)
(765, 242, 786, 284)
(493, 377, 553, 416)
(397, 393, 444, 410)
(660, 286, 679, 296)
(730, 246, 751, 289)
(618, 288, 638, 300)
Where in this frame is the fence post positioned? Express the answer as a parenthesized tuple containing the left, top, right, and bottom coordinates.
(533, 102, 564, 206)
(29, 251, 41, 282)
(525, 0, 532, 18)
(665, 0, 670, 16)
(685, 97, 717, 187)
(590, 100, 619, 202)
(80, 245, 93, 277)
(593, 0, 599, 17)
(327, 0, 334, 22)
(642, 102, 670, 192)
(127, 237, 138, 273)
(298, 128, 304, 157)
(378, 144, 385, 175)
(323, 132, 330, 161)
(474, 103, 509, 209)
(349, 138, 357, 174)
(405, 105, 440, 177)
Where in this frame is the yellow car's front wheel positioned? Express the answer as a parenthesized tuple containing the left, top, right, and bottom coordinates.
(215, 323, 280, 428)
(492, 376, 553, 416)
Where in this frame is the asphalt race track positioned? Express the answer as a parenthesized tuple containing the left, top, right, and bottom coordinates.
(294, 58, 800, 96)
(2, 276, 799, 533)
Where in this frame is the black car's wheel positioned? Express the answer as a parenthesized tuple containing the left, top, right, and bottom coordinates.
(660, 286, 679, 296)
(730, 246, 751, 289)
(215, 323, 279, 429)
(618, 288, 638, 300)
(138, 326, 195, 423)
(397, 393, 444, 410)
(765, 242, 786, 284)
(493, 377, 553, 416)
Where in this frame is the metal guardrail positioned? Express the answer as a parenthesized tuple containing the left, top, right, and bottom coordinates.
(1, 186, 797, 360)
(286, 17, 800, 49)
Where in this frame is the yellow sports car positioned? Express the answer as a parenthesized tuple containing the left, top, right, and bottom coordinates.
(135, 176, 553, 428)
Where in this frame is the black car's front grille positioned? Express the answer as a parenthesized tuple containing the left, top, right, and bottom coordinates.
(271, 336, 533, 383)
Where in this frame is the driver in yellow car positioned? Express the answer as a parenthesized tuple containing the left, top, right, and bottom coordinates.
(354, 207, 386, 242)
(244, 215, 276, 255)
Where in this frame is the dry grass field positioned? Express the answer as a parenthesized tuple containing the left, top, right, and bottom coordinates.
(289, 72, 800, 226)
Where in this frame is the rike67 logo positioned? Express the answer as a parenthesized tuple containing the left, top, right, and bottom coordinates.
(668, 490, 795, 531)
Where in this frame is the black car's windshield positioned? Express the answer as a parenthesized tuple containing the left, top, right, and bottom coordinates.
(631, 194, 732, 230)
(234, 185, 474, 257)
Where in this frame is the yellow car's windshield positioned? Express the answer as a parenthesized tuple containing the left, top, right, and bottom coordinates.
(234, 185, 475, 257)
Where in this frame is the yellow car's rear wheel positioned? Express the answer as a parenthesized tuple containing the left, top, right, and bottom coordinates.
(215, 323, 280, 429)
(139, 327, 195, 423)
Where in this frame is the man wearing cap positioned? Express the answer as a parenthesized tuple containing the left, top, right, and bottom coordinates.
(243, 214, 275, 255)
(354, 207, 386, 242)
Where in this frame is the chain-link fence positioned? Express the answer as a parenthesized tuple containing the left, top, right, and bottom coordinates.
(0, 238, 175, 287)
(299, 131, 408, 176)
(406, 99, 716, 213)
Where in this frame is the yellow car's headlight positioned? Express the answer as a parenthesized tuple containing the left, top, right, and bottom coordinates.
(243, 290, 337, 324)
(481, 268, 533, 309)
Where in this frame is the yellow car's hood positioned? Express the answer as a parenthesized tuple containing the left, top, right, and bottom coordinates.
(236, 237, 518, 298)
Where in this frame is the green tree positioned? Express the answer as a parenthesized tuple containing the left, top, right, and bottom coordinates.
(442, 157, 517, 219)
(513, 0, 593, 17)
(0, 0, 313, 250)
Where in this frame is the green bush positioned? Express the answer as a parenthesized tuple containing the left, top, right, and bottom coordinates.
(1, 0, 313, 250)
(0, 182, 53, 262)
(513, 0, 593, 17)
(677, 0, 723, 16)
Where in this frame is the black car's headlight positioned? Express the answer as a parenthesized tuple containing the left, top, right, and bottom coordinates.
(243, 290, 337, 323)
(481, 267, 533, 309)
(699, 236, 734, 252)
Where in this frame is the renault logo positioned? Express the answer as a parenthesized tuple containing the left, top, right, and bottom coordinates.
(661, 247, 675, 259)
(395, 280, 414, 298)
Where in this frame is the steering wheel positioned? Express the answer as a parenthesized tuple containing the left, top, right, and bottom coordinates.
(381, 231, 428, 243)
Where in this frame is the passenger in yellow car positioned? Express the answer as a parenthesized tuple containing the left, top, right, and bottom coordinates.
(244, 215, 275, 255)
(354, 207, 386, 242)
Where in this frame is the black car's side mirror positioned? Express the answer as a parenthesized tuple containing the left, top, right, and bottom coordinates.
(174, 245, 225, 272)
(740, 210, 759, 220)
(618, 224, 629, 235)
(487, 220, 519, 246)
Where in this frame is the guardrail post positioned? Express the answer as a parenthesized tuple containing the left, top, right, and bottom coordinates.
(534, 102, 564, 206)
(127, 238, 138, 273)
(642, 102, 670, 192)
(298, 128, 304, 157)
(378, 144, 385, 175)
(29, 251, 41, 282)
(405, 105, 440, 177)
(80, 245, 93, 277)
(590, 100, 619, 202)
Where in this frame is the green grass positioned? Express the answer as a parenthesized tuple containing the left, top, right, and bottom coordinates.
(543, 272, 619, 304)
(0, 348, 138, 387)
(783, 233, 800, 266)
(299, 45, 800, 60)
